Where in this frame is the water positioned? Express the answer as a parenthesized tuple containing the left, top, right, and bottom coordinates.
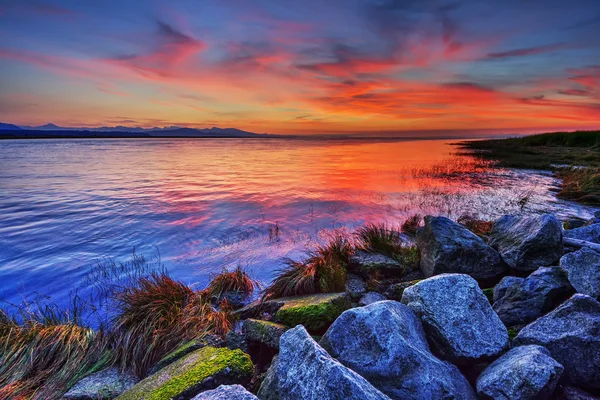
(0, 138, 594, 317)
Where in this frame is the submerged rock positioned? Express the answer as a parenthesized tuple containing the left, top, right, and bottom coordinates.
(358, 291, 386, 306)
(320, 301, 476, 399)
(348, 250, 404, 278)
(401, 274, 508, 365)
(416, 216, 506, 284)
(564, 223, 600, 244)
(560, 248, 600, 299)
(258, 325, 389, 400)
(64, 368, 138, 400)
(489, 214, 563, 272)
(514, 294, 600, 390)
(345, 273, 367, 301)
(192, 384, 257, 400)
(243, 319, 288, 349)
(116, 347, 253, 400)
(476, 345, 563, 400)
(492, 267, 574, 326)
(273, 293, 351, 334)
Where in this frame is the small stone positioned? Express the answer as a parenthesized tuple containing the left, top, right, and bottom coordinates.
(64, 368, 138, 400)
(358, 291, 386, 306)
(192, 384, 258, 400)
(476, 345, 563, 400)
(345, 273, 367, 301)
(560, 248, 600, 299)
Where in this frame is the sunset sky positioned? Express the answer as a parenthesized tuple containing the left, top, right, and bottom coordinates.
(0, 0, 599, 135)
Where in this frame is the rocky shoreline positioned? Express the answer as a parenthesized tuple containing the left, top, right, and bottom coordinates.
(61, 212, 600, 400)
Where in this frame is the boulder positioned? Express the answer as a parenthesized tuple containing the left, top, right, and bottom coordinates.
(401, 274, 508, 365)
(489, 214, 563, 272)
(348, 250, 404, 278)
(416, 216, 506, 284)
(514, 294, 600, 390)
(345, 273, 367, 301)
(192, 385, 257, 400)
(358, 292, 386, 306)
(243, 319, 288, 349)
(564, 223, 600, 244)
(257, 325, 390, 400)
(383, 280, 420, 301)
(64, 368, 138, 400)
(319, 301, 476, 399)
(476, 345, 563, 400)
(560, 248, 600, 299)
(492, 267, 574, 326)
(116, 347, 253, 400)
(273, 293, 351, 334)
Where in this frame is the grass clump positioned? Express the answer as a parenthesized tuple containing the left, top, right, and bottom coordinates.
(263, 235, 352, 300)
(556, 167, 600, 205)
(207, 266, 258, 299)
(357, 223, 420, 269)
(458, 215, 494, 238)
(401, 215, 422, 236)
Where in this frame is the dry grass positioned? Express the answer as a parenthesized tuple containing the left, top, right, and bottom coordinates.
(401, 214, 422, 236)
(262, 235, 352, 299)
(207, 266, 258, 299)
(457, 215, 494, 238)
(557, 167, 600, 205)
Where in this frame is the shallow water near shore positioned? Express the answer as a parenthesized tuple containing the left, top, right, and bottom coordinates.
(0, 138, 595, 320)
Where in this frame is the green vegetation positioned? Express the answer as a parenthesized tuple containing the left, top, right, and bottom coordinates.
(357, 223, 420, 269)
(462, 130, 600, 204)
(262, 235, 352, 299)
(207, 266, 258, 299)
(274, 293, 351, 334)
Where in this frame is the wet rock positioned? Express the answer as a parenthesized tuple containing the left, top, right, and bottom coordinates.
(401, 274, 508, 365)
(243, 319, 288, 349)
(116, 347, 253, 400)
(345, 273, 367, 301)
(320, 301, 476, 399)
(416, 216, 506, 284)
(192, 384, 258, 400)
(383, 280, 420, 301)
(273, 293, 351, 334)
(349, 250, 404, 278)
(564, 223, 600, 244)
(358, 291, 386, 306)
(513, 294, 600, 390)
(560, 248, 600, 299)
(64, 368, 138, 400)
(476, 345, 563, 400)
(257, 325, 389, 400)
(489, 214, 563, 272)
(492, 267, 574, 326)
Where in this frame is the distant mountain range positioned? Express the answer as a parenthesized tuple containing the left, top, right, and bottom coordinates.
(0, 122, 268, 138)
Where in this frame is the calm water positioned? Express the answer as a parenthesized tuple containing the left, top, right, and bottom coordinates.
(0, 138, 594, 316)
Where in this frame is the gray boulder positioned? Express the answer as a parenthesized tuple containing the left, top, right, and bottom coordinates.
(193, 385, 257, 400)
(401, 274, 508, 365)
(560, 248, 600, 299)
(345, 273, 367, 301)
(564, 224, 600, 244)
(514, 294, 600, 390)
(476, 345, 563, 400)
(492, 267, 574, 326)
(349, 250, 404, 278)
(257, 325, 390, 400)
(489, 214, 563, 272)
(359, 292, 386, 306)
(63, 368, 138, 400)
(416, 216, 506, 284)
(319, 301, 476, 399)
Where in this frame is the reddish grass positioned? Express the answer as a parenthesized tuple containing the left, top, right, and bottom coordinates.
(207, 266, 258, 298)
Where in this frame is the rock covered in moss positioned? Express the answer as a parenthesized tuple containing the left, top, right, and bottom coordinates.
(348, 250, 404, 278)
(489, 214, 563, 272)
(64, 367, 138, 400)
(258, 325, 389, 400)
(358, 291, 386, 306)
(116, 347, 253, 400)
(401, 274, 508, 365)
(320, 301, 476, 399)
(560, 248, 600, 299)
(476, 345, 563, 400)
(345, 273, 367, 301)
(192, 384, 257, 399)
(242, 319, 288, 349)
(149, 340, 206, 375)
(416, 216, 506, 284)
(273, 293, 351, 334)
(492, 267, 574, 326)
(513, 294, 600, 390)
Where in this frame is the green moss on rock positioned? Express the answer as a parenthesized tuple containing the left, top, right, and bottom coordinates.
(242, 319, 288, 349)
(117, 347, 253, 400)
(274, 293, 351, 334)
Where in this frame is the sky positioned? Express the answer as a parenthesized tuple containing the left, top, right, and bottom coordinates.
(0, 0, 599, 135)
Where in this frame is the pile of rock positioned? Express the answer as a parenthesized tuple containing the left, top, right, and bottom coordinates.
(63, 212, 600, 400)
